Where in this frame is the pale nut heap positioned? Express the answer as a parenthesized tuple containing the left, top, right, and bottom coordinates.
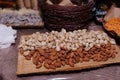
(19, 29, 116, 51)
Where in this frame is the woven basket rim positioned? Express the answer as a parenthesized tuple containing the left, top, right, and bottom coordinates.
(43, 0, 94, 7)
(41, 0, 95, 12)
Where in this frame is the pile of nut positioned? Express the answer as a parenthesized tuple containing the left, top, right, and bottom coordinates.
(0, 8, 42, 26)
(19, 29, 117, 69)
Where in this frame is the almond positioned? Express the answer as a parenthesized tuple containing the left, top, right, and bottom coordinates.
(44, 63, 50, 69)
(49, 65, 56, 69)
(54, 61, 61, 68)
(69, 52, 74, 58)
(25, 55, 31, 60)
(68, 58, 74, 67)
(36, 63, 42, 69)
(37, 47, 45, 56)
(19, 48, 24, 55)
(44, 53, 50, 59)
(61, 61, 66, 66)
(39, 56, 45, 63)
(33, 51, 39, 58)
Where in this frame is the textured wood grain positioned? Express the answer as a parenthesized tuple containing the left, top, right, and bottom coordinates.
(16, 46, 120, 75)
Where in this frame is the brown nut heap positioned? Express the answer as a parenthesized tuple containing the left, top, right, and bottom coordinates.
(19, 43, 117, 69)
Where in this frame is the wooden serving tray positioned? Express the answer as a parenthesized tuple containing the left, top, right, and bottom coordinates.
(16, 46, 120, 75)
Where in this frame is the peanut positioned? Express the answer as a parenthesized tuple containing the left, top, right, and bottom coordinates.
(23, 51, 30, 57)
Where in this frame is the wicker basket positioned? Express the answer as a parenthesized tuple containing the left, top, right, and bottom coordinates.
(39, 0, 95, 31)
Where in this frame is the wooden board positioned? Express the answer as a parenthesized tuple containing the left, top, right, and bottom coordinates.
(16, 46, 120, 75)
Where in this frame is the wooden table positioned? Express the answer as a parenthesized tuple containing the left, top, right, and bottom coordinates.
(0, 24, 120, 80)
